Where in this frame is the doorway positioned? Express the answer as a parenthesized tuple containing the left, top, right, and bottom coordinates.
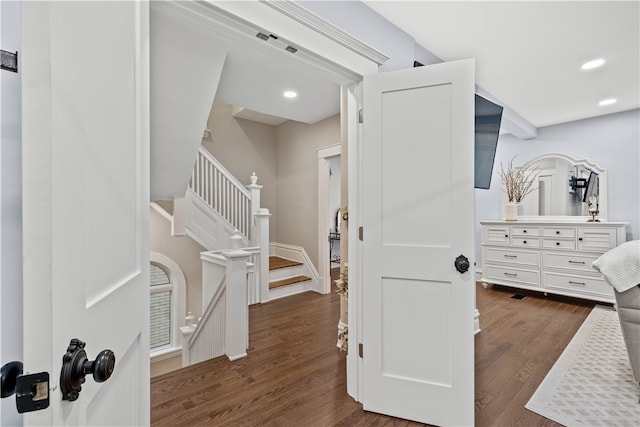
(317, 144, 341, 294)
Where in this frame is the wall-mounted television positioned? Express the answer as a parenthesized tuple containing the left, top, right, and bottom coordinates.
(474, 95, 503, 189)
(582, 171, 599, 203)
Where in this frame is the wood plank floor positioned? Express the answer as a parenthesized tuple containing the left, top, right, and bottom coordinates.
(151, 282, 598, 426)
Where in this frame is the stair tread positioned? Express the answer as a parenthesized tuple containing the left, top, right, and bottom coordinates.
(269, 275, 311, 289)
(269, 256, 303, 271)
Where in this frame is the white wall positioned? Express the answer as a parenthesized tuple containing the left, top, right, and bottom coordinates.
(302, 1, 442, 71)
(150, 207, 205, 319)
(0, 1, 23, 425)
(150, 7, 228, 200)
(276, 115, 341, 268)
(475, 109, 640, 266)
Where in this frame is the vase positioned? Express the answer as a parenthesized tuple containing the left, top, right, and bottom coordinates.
(250, 172, 258, 185)
(505, 202, 518, 221)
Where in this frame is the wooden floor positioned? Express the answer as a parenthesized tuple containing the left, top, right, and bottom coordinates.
(151, 282, 597, 426)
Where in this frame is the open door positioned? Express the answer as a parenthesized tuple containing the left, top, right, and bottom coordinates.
(21, 2, 149, 425)
(361, 59, 475, 426)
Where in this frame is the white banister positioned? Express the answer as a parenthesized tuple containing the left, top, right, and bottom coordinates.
(181, 247, 253, 366)
(200, 251, 227, 315)
(223, 249, 252, 361)
(255, 209, 271, 303)
(189, 147, 254, 239)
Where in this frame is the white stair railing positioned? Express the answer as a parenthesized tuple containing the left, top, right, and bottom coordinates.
(181, 248, 252, 366)
(189, 147, 252, 239)
(186, 146, 270, 304)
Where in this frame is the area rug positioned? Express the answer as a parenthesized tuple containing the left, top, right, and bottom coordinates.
(526, 305, 640, 426)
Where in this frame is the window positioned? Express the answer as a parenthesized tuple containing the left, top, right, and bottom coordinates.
(150, 253, 186, 360)
(150, 264, 172, 350)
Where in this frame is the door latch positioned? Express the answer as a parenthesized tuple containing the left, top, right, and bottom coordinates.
(1, 361, 50, 413)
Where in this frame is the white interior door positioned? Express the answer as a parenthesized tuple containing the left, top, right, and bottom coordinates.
(22, 2, 149, 425)
(362, 59, 475, 426)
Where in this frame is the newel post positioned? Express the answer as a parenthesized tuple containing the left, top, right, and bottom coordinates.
(254, 208, 271, 303)
(247, 172, 263, 245)
(222, 248, 251, 361)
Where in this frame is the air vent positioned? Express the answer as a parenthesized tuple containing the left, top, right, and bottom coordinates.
(256, 32, 269, 41)
(285, 46, 298, 54)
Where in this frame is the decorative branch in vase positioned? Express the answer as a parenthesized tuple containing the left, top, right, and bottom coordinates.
(499, 156, 538, 221)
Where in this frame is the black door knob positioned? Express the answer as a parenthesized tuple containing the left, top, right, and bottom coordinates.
(454, 255, 470, 274)
(60, 339, 115, 401)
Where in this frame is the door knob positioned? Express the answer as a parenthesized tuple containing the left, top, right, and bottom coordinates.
(454, 254, 470, 274)
(60, 339, 115, 401)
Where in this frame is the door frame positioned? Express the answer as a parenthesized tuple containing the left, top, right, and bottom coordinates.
(317, 144, 341, 294)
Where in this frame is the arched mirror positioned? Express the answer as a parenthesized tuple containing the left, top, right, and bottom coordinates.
(517, 153, 607, 221)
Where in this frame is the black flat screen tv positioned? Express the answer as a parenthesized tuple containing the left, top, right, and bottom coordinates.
(474, 95, 503, 189)
(582, 171, 599, 203)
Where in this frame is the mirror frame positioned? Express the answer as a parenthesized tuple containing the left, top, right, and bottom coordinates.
(516, 153, 607, 222)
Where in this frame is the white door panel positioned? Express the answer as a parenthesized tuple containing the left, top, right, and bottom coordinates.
(362, 60, 475, 426)
(22, 2, 149, 425)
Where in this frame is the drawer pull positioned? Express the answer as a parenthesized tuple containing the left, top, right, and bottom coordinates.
(556, 230, 560, 235)
(523, 240, 527, 244)
(523, 230, 527, 233)
(556, 242, 560, 246)
(505, 234, 509, 238)
(578, 237, 583, 241)
(569, 281, 586, 286)
(568, 260, 586, 265)
(504, 272, 518, 277)
(504, 255, 518, 259)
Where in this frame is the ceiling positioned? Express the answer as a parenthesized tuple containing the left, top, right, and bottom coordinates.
(365, 1, 639, 128)
(213, 23, 341, 125)
(215, 1, 639, 132)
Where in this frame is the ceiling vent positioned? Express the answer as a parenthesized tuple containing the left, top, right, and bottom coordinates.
(256, 32, 269, 41)
(285, 46, 298, 54)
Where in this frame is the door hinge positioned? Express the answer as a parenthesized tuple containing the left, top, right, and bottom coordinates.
(358, 343, 363, 358)
(358, 226, 363, 241)
(358, 109, 363, 124)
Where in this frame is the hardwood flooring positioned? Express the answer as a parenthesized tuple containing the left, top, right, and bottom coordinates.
(151, 282, 598, 426)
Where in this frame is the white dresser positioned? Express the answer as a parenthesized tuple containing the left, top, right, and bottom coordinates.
(480, 220, 627, 303)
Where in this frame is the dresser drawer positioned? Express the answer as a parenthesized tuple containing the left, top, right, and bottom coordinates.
(511, 237, 540, 248)
(511, 226, 540, 236)
(485, 248, 539, 268)
(485, 265, 540, 287)
(542, 239, 576, 250)
(542, 252, 601, 273)
(543, 227, 576, 238)
(484, 226, 510, 245)
(577, 228, 617, 251)
(543, 272, 613, 299)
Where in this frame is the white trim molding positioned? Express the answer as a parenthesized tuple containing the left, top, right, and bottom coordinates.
(260, 0, 390, 66)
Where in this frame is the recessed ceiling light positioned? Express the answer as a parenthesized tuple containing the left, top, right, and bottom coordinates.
(581, 58, 605, 70)
(283, 91, 297, 99)
(598, 98, 617, 106)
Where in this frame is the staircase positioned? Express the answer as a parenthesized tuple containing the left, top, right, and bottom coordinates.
(268, 256, 312, 300)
